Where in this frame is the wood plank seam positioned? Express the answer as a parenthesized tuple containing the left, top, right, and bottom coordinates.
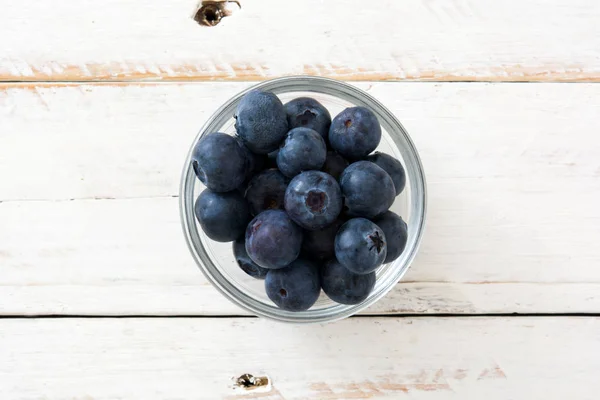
(1, 313, 600, 319)
(1, 63, 599, 83)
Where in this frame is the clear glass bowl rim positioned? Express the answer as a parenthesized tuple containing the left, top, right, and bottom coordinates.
(179, 76, 427, 324)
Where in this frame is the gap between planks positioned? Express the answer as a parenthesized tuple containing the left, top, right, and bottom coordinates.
(1, 66, 599, 83)
(0, 81, 599, 90)
(1, 313, 600, 319)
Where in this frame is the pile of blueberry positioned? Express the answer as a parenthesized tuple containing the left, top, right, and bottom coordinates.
(191, 89, 408, 312)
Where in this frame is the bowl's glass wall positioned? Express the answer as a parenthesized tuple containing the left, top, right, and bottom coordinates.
(180, 76, 426, 323)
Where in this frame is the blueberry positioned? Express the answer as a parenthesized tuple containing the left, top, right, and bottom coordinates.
(245, 169, 289, 216)
(265, 258, 321, 311)
(191, 132, 249, 192)
(194, 189, 250, 242)
(340, 161, 395, 219)
(284, 171, 342, 230)
(276, 127, 327, 178)
(233, 237, 269, 279)
(373, 211, 408, 263)
(302, 218, 344, 262)
(235, 90, 288, 154)
(284, 97, 331, 141)
(321, 259, 376, 305)
(321, 151, 349, 181)
(366, 152, 406, 196)
(334, 218, 387, 274)
(329, 107, 382, 160)
(245, 210, 302, 269)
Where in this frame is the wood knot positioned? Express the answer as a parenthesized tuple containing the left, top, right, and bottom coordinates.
(235, 373, 270, 390)
(194, 1, 241, 27)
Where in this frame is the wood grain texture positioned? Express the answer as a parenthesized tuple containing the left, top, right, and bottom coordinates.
(0, 317, 599, 399)
(0, 82, 599, 315)
(0, 0, 599, 82)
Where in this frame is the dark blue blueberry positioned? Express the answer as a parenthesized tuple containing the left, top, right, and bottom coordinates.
(233, 237, 269, 279)
(329, 107, 382, 160)
(284, 171, 342, 231)
(284, 97, 331, 142)
(245, 210, 302, 269)
(366, 152, 406, 196)
(321, 151, 349, 181)
(276, 127, 327, 178)
(265, 258, 321, 311)
(321, 259, 376, 305)
(194, 189, 250, 242)
(373, 211, 408, 263)
(302, 218, 344, 262)
(235, 90, 288, 154)
(245, 169, 289, 216)
(191, 132, 249, 192)
(334, 218, 387, 274)
(340, 161, 395, 219)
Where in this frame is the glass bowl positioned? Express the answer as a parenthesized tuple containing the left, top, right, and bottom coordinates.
(180, 76, 426, 323)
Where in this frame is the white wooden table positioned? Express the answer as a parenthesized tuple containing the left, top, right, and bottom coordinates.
(1, 1, 599, 398)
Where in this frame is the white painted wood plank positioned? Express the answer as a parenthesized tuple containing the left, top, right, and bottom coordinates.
(0, 0, 599, 81)
(0, 317, 598, 399)
(0, 82, 226, 201)
(0, 82, 599, 315)
(0, 197, 599, 315)
(1, 82, 598, 201)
